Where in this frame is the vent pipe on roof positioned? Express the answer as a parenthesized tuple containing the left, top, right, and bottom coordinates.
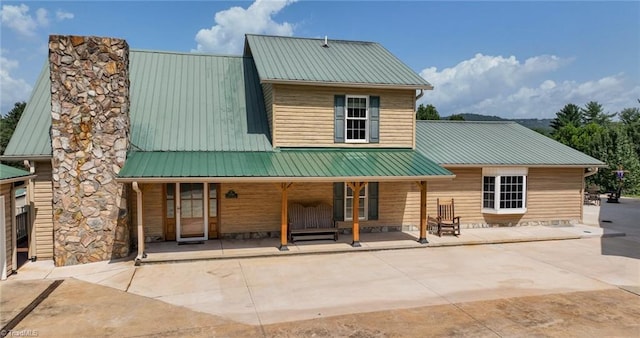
(322, 35, 329, 48)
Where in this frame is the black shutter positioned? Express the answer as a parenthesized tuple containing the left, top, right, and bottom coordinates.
(368, 182, 379, 220)
(369, 96, 380, 143)
(334, 95, 345, 143)
(333, 182, 345, 221)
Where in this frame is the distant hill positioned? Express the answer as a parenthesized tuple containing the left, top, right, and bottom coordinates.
(443, 113, 553, 133)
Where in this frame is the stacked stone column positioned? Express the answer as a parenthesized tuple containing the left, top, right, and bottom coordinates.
(49, 35, 130, 266)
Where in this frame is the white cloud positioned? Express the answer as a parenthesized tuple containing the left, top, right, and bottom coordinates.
(419, 54, 639, 118)
(55, 10, 74, 21)
(1, 4, 38, 36)
(35, 8, 48, 26)
(194, 0, 296, 54)
(1, 5, 73, 37)
(0, 53, 32, 113)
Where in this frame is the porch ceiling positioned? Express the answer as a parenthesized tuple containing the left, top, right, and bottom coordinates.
(117, 149, 454, 182)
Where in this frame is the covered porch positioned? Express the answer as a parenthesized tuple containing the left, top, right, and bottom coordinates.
(117, 149, 455, 264)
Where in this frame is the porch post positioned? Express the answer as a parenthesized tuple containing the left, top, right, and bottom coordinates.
(132, 182, 146, 265)
(348, 182, 364, 247)
(279, 182, 292, 251)
(418, 181, 428, 244)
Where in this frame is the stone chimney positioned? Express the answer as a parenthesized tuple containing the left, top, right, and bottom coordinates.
(49, 35, 130, 266)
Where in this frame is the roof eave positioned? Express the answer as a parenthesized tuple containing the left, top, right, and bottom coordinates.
(0, 155, 52, 161)
(116, 174, 455, 184)
(262, 79, 434, 90)
(440, 163, 608, 168)
(0, 174, 36, 185)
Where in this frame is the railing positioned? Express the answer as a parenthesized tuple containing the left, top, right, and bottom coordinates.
(16, 206, 29, 241)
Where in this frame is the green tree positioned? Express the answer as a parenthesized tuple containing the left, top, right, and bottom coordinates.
(550, 103, 582, 132)
(1, 102, 26, 155)
(581, 101, 615, 125)
(619, 107, 640, 158)
(553, 121, 640, 195)
(448, 114, 465, 121)
(416, 104, 440, 120)
(603, 125, 640, 195)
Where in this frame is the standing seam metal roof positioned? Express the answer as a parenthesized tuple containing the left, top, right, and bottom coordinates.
(245, 35, 432, 88)
(3, 50, 273, 157)
(117, 149, 453, 180)
(415, 120, 605, 166)
(0, 164, 32, 182)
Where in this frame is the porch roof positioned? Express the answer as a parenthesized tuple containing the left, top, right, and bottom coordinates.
(117, 148, 454, 182)
(0, 164, 34, 184)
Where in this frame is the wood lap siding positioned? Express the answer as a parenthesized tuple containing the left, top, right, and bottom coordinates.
(427, 168, 484, 223)
(33, 161, 54, 259)
(141, 184, 164, 239)
(262, 83, 274, 139)
(220, 183, 281, 233)
(272, 84, 415, 148)
(523, 167, 582, 221)
(336, 182, 420, 229)
(2, 184, 12, 275)
(219, 183, 333, 233)
(428, 167, 584, 225)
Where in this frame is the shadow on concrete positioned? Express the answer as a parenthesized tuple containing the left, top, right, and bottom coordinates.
(597, 196, 640, 259)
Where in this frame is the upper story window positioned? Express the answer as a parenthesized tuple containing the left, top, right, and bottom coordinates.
(334, 95, 380, 144)
(346, 96, 368, 143)
(482, 167, 528, 214)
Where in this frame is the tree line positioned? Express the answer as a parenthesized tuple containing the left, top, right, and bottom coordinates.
(550, 100, 640, 195)
(0, 102, 26, 168)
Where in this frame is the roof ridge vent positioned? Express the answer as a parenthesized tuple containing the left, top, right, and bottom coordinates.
(322, 35, 329, 48)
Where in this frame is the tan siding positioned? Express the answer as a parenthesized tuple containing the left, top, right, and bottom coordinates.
(273, 84, 415, 148)
(2, 183, 13, 276)
(521, 167, 583, 221)
(428, 167, 584, 226)
(427, 168, 484, 223)
(262, 83, 274, 140)
(141, 183, 164, 239)
(220, 183, 281, 233)
(33, 161, 53, 259)
(333, 182, 421, 229)
(220, 182, 333, 234)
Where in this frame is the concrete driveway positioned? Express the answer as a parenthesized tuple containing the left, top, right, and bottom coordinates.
(2, 198, 639, 336)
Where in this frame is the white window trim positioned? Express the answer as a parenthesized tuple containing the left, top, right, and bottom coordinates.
(482, 167, 528, 215)
(345, 184, 368, 221)
(344, 95, 369, 143)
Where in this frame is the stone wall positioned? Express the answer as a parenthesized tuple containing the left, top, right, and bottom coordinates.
(49, 35, 130, 266)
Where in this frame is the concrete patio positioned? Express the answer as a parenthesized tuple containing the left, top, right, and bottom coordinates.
(137, 222, 624, 264)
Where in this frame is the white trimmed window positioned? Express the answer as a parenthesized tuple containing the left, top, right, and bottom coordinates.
(345, 184, 367, 221)
(482, 167, 527, 214)
(345, 95, 368, 143)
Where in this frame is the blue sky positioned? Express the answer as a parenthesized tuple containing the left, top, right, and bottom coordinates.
(1, 1, 639, 118)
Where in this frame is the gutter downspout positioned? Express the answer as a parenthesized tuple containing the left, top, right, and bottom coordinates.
(132, 182, 146, 265)
(24, 161, 37, 262)
(416, 89, 424, 101)
(584, 167, 599, 178)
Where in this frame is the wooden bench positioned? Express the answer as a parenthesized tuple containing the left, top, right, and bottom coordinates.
(288, 203, 339, 242)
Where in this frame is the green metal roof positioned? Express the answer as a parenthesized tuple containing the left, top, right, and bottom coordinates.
(416, 121, 605, 166)
(117, 149, 453, 182)
(245, 35, 432, 89)
(0, 164, 32, 183)
(3, 50, 272, 158)
(3, 62, 52, 158)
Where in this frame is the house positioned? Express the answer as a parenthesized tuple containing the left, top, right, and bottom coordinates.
(1, 34, 604, 267)
(0, 164, 34, 279)
(416, 120, 604, 227)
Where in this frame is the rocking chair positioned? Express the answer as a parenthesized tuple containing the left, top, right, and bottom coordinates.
(436, 198, 461, 237)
